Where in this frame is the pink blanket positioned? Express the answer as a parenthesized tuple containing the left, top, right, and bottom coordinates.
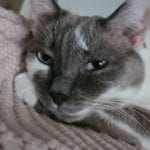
(0, 7, 138, 150)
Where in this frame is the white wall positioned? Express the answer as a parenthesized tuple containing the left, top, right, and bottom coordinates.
(58, 0, 124, 17)
(20, 0, 31, 17)
(20, 0, 124, 18)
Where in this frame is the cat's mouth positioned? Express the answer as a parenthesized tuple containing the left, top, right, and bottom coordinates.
(48, 105, 90, 123)
(35, 99, 90, 123)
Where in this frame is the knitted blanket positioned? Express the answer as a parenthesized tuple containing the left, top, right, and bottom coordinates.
(0, 7, 139, 150)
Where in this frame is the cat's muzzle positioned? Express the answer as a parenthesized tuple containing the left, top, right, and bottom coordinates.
(34, 97, 90, 123)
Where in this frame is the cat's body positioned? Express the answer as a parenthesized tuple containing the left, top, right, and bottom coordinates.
(15, 0, 150, 149)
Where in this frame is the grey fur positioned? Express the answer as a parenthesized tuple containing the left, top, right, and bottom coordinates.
(23, 0, 150, 148)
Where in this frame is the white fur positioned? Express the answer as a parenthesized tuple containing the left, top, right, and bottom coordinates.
(75, 26, 89, 51)
(15, 55, 49, 106)
(26, 56, 49, 79)
(68, 107, 91, 117)
(86, 62, 94, 70)
(98, 33, 150, 110)
(64, 107, 91, 123)
(15, 73, 38, 107)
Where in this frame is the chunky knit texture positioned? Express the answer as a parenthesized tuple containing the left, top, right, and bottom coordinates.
(0, 7, 140, 150)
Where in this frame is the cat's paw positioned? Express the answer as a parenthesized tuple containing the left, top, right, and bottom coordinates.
(14, 73, 38, 107)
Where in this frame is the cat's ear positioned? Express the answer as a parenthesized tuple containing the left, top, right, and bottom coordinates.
(105, 0, 150, 48)
(31, 0, 61, 21)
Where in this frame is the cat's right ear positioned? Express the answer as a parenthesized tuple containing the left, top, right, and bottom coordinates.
(105, 0, 150, 49)
(31, 0, 61, 23)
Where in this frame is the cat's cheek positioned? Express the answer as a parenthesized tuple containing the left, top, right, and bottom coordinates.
(26, 57, 49, 79)
(14, 73, 38, 107)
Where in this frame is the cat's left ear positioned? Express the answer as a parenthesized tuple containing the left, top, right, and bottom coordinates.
(105, 0, 150, 48)
(31, 0, 61, 22)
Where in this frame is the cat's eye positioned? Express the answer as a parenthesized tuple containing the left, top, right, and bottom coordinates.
(86, 59, 108, 71)
(37, 52, 52, 65)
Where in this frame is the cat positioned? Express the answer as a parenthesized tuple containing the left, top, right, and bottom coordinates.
(15, 0, 150, 149)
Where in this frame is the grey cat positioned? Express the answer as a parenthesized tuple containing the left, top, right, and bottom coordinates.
(15, 0, 150, 149)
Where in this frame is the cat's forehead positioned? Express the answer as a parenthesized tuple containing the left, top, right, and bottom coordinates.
(53, 15, 131, 54)
(35, 14, 132, 57)
(56, 16, 101, 51)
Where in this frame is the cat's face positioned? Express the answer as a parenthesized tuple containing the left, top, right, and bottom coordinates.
(25, 0, 150, 123)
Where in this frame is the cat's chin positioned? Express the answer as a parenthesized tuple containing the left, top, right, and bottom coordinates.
(55, 107, 91, 123)
(47, 109, 90, 123)
(34, 100, 91, 123)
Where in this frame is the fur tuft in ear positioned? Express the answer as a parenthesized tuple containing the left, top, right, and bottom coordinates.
(31, 0, 60, 21)
(106, 0, 150, 48)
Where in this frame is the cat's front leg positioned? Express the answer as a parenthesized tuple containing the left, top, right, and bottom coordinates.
(14, 73, 38, 107)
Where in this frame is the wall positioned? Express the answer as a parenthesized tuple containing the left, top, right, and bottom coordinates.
(20, 0, 31, 17)
(20, 0, 124, 18)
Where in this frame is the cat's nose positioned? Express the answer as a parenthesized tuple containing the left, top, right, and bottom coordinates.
(50, 92, 68, 106)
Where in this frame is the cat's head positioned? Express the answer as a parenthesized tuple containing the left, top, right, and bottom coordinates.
(25, 0, 150, 122)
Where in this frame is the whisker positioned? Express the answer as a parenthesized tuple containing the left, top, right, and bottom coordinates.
(75, 100, 147, 131)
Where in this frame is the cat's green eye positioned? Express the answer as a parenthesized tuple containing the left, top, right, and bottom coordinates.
(86, 59, 108, 71)
(37, 52, 52, 65)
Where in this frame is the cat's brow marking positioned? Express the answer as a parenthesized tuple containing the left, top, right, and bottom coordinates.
(75, 26, 89, 51)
